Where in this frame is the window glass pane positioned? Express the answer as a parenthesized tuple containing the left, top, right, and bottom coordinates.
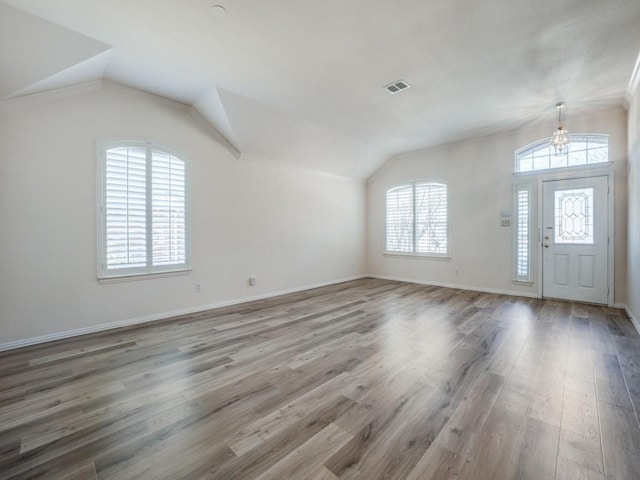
(386, 185, 414, 252)
(533, 154, 550, 171)
(534, 144, 553, 158)
(415, 183, 447, 254)
(554, 188, 594, 244)
(587, 146, 607, 164)
(588, 136, 608, 147)
(550, 152, 568, 169)
(568, 141, 588, 153)
(567, 150, 587, 167)
(518, 155, 533, 172)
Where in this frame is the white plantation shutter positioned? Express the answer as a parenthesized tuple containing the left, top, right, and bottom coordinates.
(105, 147, 147, 269)
(415, 183, 447, 254)
(514, 184, 531, 282)
(99, 141, 189, 279)
(151, 151, 186, 266)
(386, 185, 414, 252)
(385, 181, 448, 256)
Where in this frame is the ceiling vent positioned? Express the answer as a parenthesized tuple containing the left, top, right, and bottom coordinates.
(385, 80, 410, 94)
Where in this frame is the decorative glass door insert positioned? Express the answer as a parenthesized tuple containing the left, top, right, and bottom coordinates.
(554, 187, 594, 244)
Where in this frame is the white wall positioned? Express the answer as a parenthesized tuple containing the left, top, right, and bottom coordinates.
(368, 108, 628, 302)
(0, 80, 633, 348)
(628, 85, 640, 325)
(0, 82, 367, 346)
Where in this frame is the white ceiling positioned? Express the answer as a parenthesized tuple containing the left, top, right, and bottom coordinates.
(2, 0, 640, 180)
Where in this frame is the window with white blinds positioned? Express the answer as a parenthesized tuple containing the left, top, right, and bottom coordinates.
(98, 141, 189, 279)
(514, 184, 531, 282)
(385, 181, 448, 256)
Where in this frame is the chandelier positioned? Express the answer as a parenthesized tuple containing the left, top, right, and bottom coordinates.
(550, 102, 572, 155)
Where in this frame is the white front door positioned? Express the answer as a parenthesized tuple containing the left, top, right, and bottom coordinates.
(542, 176, 609, 304)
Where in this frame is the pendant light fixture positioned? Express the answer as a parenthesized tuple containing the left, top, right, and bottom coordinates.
(550, 102, 572, 155)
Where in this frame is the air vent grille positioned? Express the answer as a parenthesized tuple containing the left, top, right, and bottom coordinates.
(385, 80, 410, 94)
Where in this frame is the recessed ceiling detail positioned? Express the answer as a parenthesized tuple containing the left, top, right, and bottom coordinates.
(384, 80, 410, 94)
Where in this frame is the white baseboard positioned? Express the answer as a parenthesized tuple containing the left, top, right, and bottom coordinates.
(0, 275, 368, 353)
(618, 304, 640, 336)
(4, 274, 633, 353)
(368, 274, 539, 299)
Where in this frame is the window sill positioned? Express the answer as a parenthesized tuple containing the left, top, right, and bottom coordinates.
(384, 252, 451, 261)
(98, 269, 191, 284)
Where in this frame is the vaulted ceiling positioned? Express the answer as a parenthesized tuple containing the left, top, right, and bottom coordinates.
(2, 0, 640, 180)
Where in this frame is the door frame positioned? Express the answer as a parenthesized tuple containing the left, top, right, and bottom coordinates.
(534, 165, 615, 305)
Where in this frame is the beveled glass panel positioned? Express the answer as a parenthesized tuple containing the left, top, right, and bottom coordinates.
(554, 187, 594, 244)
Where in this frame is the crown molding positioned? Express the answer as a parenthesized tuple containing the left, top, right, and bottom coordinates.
(0, 80, 103, 113)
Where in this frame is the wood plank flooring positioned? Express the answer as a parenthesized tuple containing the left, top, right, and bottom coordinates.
(1, 278, 640, 479)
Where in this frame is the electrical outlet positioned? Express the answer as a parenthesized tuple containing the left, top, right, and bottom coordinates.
(195, 283, 201, 293)
(249, 277, 256, 286)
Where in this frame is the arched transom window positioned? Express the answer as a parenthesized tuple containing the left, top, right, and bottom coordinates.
(515, 134, 609, 173)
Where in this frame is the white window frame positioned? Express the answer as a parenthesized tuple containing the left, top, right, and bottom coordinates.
(384, 180, 449, 258)
(97, 139, 191, 281)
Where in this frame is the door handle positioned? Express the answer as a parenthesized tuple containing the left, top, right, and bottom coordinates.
(544, 244, 550, 248)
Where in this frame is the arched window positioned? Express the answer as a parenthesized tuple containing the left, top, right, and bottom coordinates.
(515, 134, 609, 173)
(97, 140, 190, 279)
(385, 181, 448, 256)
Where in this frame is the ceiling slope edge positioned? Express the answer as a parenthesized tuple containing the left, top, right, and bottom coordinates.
(624, 49, 640, 107)
(0, 2, 111, 100)
(215, 88, 385, 180)
(188, 105, 241, 160)
(6, 50, 112, 100)
(0, 80, 103, 113)
(191, 87, 241, 158)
